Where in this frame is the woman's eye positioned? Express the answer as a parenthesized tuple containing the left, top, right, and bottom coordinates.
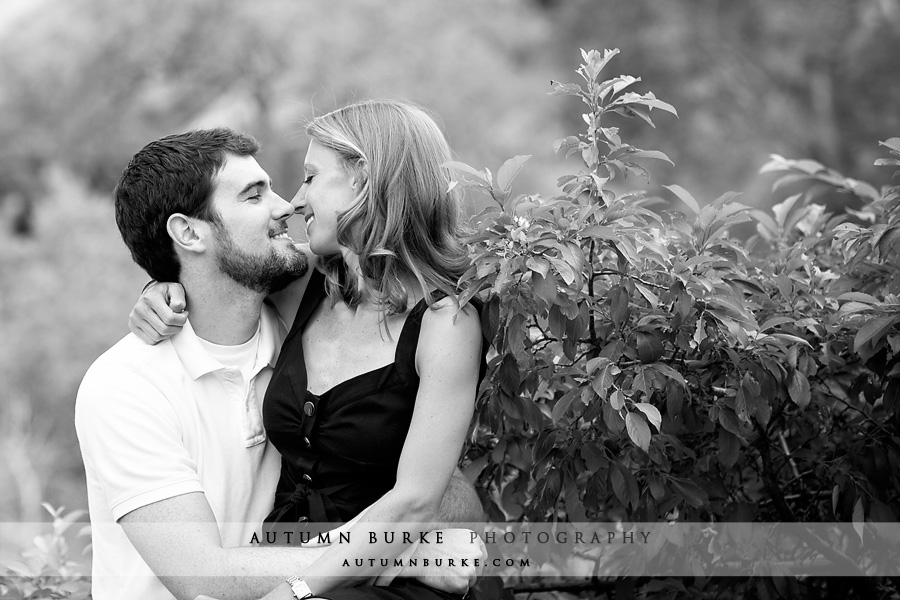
(303, 175, 314, 185)
(248, 193, 261, 201)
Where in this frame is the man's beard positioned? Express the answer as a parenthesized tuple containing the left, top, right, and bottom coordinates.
(212, 224, 308, 294)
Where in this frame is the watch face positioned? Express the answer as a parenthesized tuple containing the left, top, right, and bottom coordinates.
(288, 578, 313, 600)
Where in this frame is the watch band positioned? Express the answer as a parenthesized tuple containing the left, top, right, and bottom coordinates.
(286, 576, 314, 600)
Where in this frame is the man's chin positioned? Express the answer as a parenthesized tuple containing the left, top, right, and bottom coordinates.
(266, 253, 309, 294)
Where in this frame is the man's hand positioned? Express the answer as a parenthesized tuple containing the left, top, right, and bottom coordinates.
(375, 529, 486, 593)
(129, 281, 188, 344)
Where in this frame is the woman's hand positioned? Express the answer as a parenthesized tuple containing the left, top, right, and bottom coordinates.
(129, 281, 188, 344)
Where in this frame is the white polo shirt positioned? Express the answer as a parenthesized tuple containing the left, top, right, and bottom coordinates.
(75, 304, 285, 600)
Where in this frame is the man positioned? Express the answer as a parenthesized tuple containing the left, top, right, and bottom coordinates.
(75, 128, 481, 600)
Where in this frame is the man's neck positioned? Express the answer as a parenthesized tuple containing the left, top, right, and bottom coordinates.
(182, 278, 266, 345)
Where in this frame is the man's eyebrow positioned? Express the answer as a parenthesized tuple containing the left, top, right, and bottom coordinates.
(237, 179, 272, 196)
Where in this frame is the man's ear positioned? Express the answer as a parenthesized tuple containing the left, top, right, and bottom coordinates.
(167, 214, 208, 254)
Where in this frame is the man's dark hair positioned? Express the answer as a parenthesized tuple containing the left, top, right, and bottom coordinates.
(114, 128, 260, 282)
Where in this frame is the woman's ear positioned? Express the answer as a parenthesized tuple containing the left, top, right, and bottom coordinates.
(167, 213, 208, 254)
(351, 159, 369, 193)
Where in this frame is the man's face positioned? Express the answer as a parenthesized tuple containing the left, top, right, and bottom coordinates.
(207, 154, 308, 293)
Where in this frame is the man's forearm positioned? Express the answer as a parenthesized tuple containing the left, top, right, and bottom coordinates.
(162, 544, 336, 600)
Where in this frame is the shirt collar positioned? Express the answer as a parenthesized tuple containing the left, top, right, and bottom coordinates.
(170, 305, 286, 381)
(256, 303, 286, 371)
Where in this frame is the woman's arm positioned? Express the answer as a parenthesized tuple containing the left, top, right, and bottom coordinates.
(129, 281, 188, 344)
(294, 301, 483, 590)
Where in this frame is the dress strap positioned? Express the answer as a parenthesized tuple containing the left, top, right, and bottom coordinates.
(392, 297, 430, 384)
(284, 269, 327, 343)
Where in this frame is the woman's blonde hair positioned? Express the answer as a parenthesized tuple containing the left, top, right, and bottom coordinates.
(306, 99, 471, 314)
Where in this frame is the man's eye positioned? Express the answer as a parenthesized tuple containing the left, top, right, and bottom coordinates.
(303, 175, 314, 185)
(248, 193, 261, 201)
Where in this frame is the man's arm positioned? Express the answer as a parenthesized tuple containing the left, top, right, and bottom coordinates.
(119, 493, 329, 600)
(120, 475, 483, 600)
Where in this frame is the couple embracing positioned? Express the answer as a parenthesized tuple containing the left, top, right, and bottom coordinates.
(75, 99, 489, 600)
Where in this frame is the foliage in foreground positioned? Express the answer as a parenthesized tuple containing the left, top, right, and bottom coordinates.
(0, 505, 90, 599)
(455, 48, 900, 598)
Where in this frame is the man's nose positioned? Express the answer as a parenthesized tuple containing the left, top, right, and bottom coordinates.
(272, 193, 294, 220)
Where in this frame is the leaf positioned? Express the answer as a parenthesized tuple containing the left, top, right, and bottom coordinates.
(770, 333, 813, 348)
(549, 257, 577, 285)
(481, 295, 500, 341)
(853, 497, 865, 542)
(635, 330, 664, 363)
(603, 401, 626, 433)
(610, 463, 628, 506)
(876, 226, 900, 258)
(718, 428, 740, 468)
(548, 81, 584, 97)
(772, 194, 801, 228)
(837, 292, 880, 304)
(634, 402, 662, 431)
(759, 316, 796, 332)
(443, 160, 489, 183)
(581, 443, 606, 471)
(526, 256, 550, 278)
(581, 47, 620, 81)
(629, 149, 674, 166)
(787, 370, 811, 410)
(532, 271, 558, 304)
(610, 389, 626, 410)
(663, 184, 701, 215)
(671, 479, 708, 508)
(497, 155, 532, 193)
(551, 388, 579, 423)
(650, 363, 688, 389)
(631, 367, 654, 397)
(581, 225, 619, 241)
(499, 355, 520, 395)
(718, 406, 743, 435)
(750, 208, 779, 236)
(554, 136, 582, 156)
(609, 285, 630, 327)
(591, 360, 620, 397)
(854, 315, 900, 353)
(875, 158, 900, 167)
(626, 411, 652, 452)
(634, 283, 659, 308)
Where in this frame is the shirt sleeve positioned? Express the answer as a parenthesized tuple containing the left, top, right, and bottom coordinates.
(75, 361, 204, 521)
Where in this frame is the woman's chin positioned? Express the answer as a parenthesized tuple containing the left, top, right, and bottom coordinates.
(308, 241, 340, 257)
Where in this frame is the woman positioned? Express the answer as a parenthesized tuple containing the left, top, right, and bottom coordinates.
(130, 99, 485, 599)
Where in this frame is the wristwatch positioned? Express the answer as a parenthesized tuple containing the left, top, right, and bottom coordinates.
(286, 576, 314, 600)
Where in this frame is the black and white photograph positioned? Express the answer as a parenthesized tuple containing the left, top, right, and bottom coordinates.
(2, 1, 900, 599)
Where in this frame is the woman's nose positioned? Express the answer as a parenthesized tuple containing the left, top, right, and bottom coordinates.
(290, 187, 306, 213)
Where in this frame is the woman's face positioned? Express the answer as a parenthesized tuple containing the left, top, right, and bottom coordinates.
(292, 140, 359, 256)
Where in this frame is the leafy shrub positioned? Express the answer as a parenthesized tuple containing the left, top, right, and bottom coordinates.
(456, 48, 900, 597)
(0, 504, 91, 600)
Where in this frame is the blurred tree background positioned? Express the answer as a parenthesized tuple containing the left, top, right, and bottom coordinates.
(0, 0, 897, 529)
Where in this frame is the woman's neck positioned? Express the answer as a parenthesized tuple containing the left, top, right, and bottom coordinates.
(340, 250, 427, 310)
